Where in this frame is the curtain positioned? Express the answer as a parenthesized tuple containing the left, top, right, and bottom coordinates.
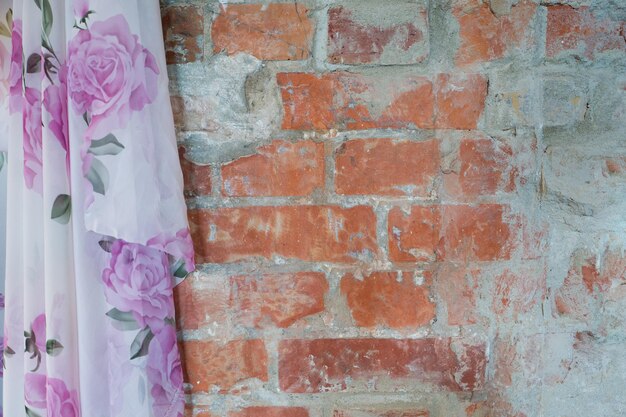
(0, 1, 195, 416)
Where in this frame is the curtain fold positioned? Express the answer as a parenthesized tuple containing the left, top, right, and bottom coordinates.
(0, 1, 195, 416)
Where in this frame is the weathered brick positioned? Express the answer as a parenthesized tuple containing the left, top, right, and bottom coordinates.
(434, 263, 482, 326)
(328, 3, 428, 65)
(492, 267, 546, 322)
(454, 0, 536, 65)
(278, 338, 486, 392)
(176, 272, 327, 330)
(388, 206, 441, 263)
(188, 206, 378, 263)
(230, 407, 309, 417)
(181, 340, 268, 393)
(440, 204, 515, 261)
(546, 5, 626, 59)
(231, 273, 328, 328)
(179, 147, 212, 198)
(185, 407, 215, 417)
(388, 204, 516, 262)
(212, 4, 314, 61)
(340, 271, 435, 328)
(335, 138, 439, 197)
(277, 72, 434, 131)
(334, 411, 429, 417)
(174, 273, 229, 330)
(222, 140, 324, 197)
(435, 73, 488, 130)
(162, 5, 204, 64)
(443, 136, 516, 199)
(554, 248, 626, 321)
(278, 72, 487, 131)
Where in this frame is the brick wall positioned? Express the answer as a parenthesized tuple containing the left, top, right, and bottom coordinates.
(161, 1, 626, 416)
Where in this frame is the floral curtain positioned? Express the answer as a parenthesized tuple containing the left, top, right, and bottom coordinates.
(0, 1, 195, 416)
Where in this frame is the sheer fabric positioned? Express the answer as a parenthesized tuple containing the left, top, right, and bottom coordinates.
(0, 1, 194, 416)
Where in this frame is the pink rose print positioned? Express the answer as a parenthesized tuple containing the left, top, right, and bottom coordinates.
(147, 228, 196, 275)
(44, 66, 71, 175)
(9, 19, 22, 113)
(146, 326, 184, 417)
(23, 87, 44, 193)
(67, 14, 159, 140)
(102, 240, 174, 330)
(43, 66, 69, 153)
(25, 373, 80, 417)
(73, 0, 90, 20)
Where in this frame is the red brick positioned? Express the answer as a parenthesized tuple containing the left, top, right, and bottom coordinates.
(492, 267, 546, 322)
(454, 0, 536, 65)
(188, 206, 378, 263)
(230, 407, 309, 417)
(278, 338, 486, 392)
(212, 4, 314, 61)
(440, 204, 515, 261)
(181, 340, 267, 393)
(435, 74, 488, 130)
(547, 6, 626, 59)
(222, 140, 324, 197)
(388, 206, 441, 263)
(185, 407, 215, 417)
(231, 273, 328, 328)
(278, 72, 487, 131)
(179, 147, 212, 198)
(174, 274, 229, 330)
(389, 204, 515, 262)
(277, 72, 434, 131)
(340, 271, 435, 328)
(176, 272, 328, 330)
(434, 263, 482, 326)
(328, 4, 428, 65)
(444, 137, 516, 199)
(334, 411, 429, 417)
(335, 138, 439, 197)
(162, 5, 204, 64)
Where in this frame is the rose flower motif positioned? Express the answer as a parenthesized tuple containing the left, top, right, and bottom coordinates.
(67, 14, 159, 140)
(101, 240, 174, 330)
(146, 326, 184, 417)
(25, 373, 80, 417)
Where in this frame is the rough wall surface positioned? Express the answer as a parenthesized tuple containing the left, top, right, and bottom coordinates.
(160, 0, 626, 416)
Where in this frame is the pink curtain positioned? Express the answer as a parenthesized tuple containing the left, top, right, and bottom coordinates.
(0, 1, 194, 416)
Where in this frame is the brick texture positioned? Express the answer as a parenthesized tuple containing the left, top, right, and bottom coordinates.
(230, 408, 309, 417)
(278, 338, 486, 392)
(222, 140, 324, 197)
(181, 340, 268, 393)
(335, 138, 439, 197)
(162, 5, 204, 64)
(188, 206, 378, 263)
(340, 271, 435, 328)
(166, 0, 624, 415)
(277, 72, 488, 131)
(328, 3, 429, 65)
(454, 0, 536, 65)
(212, 4, 314, 61)
(546, 5, 626, 59)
